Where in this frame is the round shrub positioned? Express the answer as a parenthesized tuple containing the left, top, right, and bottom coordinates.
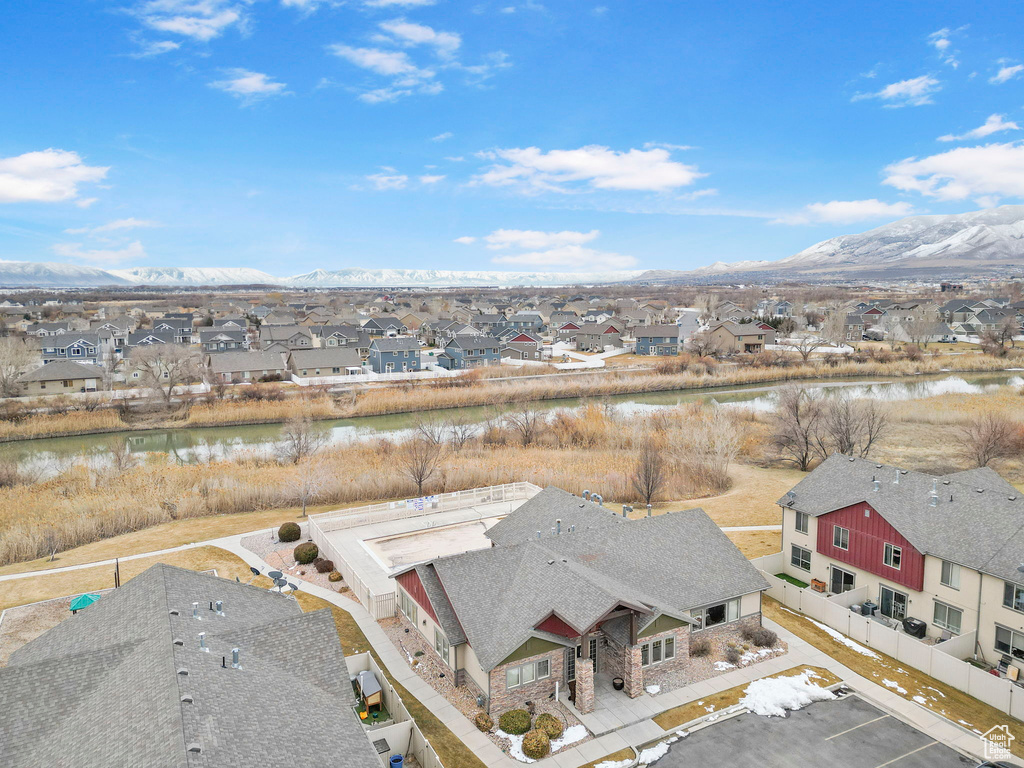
(293, 541, 319, 564)
(328, 570, 342, 582)
(278, 522, 301, 542)
(521, 729, 550, 760)
(690, 637, 711, 657)
(313, 557, 335, 574)
(534, 713, 563, 739)
(498, 709, 531, 735)
(724, 646, 742, 665)
(751, 628, 778, 648)
(474, 711, 493, 732)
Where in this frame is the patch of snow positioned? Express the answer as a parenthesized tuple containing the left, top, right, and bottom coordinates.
(637, 732, 687, 766)
(804, 616, 881, 659)
(740, 647, 782, 665)
(646, 684, 662, 694)
(714, 661, 736, 671)
(550, 725, 588, 752)
(882, 679, 908, 694)
(594, 761, 632, 768)
(739, 671, 836, 717)
(958, 719, 972, 726)
(924, 686, 946, 698)
(912, 695, 928, 705)
(495, 729, 534, 763)
(704, 704, 716, 712)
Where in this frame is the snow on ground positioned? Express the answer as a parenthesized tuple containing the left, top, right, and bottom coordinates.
(550, 725, 588, 751)
(912, 695, 928, 705)
(646, 684, 662, 694)
(882, 679, 908, 694)
(739, 671, 836, 717)
(637, 731, 688, 766)
(594, 760, 633, 768)
(714, 661, 735, 671)
(495, 729, 533, 763)
(780, 607, 881, 659)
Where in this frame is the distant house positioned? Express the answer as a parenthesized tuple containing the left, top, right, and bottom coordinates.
(843, 315, 865, 342)
(17, 360, 101, 395)
(368, 337, 421, 373)
(311, 324, 371, 357)
(471, 313, 509, 334)
(152, 319, 195, 344)
(1, 563, 381, 768)
(212, 315, 249, 329)
(26, 321, 71, 337)
(754, 322, 777, 345)
(127, 330, 178, 349)
(437, 335, 501, 369)
(575, 321, 624, 352)
(287, 348, 363, 379)
(199, 328, 248, 354)
(635, 324, 681, 356)
(500, 332, 544, 361)
(708, 322, 765, 354)
(258, 325, 313, 351)
(554, 321, 582, 343)
(362, 316, 407, 338)
(39, 333, 103, 365)
(208, 350, 287, 383)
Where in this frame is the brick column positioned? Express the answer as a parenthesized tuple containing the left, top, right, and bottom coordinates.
(575, 658, 595, 714)
(622, 644, 643, 698)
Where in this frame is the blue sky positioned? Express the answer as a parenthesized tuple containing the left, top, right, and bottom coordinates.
(2, 0, 1024, 275)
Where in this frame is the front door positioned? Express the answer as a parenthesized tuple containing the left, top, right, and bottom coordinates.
(565, 638, 598, 702)
(879, 585, 908, 621)
(830, 565, 855, 594)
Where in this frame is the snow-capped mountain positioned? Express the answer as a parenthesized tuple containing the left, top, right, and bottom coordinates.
(111, 267, 280, 285)
(0, 261, 131, 287)
(285, 267, 642, 287)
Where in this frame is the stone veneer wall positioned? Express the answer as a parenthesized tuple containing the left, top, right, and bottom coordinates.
(693, 613, 761, 643)
(487, 648, 564, 715)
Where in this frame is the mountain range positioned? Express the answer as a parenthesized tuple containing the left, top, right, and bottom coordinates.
(2, 206, 1023, 288)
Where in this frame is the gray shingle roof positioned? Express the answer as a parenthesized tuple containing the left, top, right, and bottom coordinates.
(18, 360, 100, 382)
(288, 347, 363, 369)
(779, 454, 1024, 583)
(208, 350, 286, 374)
(485, 486, 626, 546)
(428, 508, 768, 670)
(370, 337, 420, 352)
(2, 564, 379, 768)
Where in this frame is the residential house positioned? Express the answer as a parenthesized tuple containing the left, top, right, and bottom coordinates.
(581, 308, 614, 324)
(778, 455, 1024, 661)
(437, 335, 501, 370)
(555, 321, 582, 344)
(575, 321, 624, 352)
(362, 316, 407, 338)
(843, 315, 865, 343)
(287, 348, 363, 379)
(258, 325, 313, 352)
(39, 332, 103, 365)
(507, 312, 545, 334)
(500, 332, 544, 361)
(754, 321, 778, 345)
(471, 313, 509, 335)
(368, 338, 421, 373)
(549, 310, 580, 328)
(311, 324, 371, 357)
(208, 350, 288, 383)
(17, 360, 101, 395)
(152, 318, 195, 344)
(635, 324, 681, 356)
(391, 487, 768, 714)
(26, 321, 71, 337)
(707, 322, 765, 354)
(0, 563, 381, 768)
(127, 330, 178, 349)
(199, 328, 248, 354)
(261, 310, 297, 326)
(212, 315, 249, 330)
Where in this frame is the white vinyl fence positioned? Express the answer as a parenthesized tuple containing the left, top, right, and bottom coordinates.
(751, 552, 1024, 721)
(310, 483, 542, 620)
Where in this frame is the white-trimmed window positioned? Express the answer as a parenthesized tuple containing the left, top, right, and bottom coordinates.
(1004, 582, 1024, 613)
(833, 525, 849, 550)
(795, 511, 809, 534)
(505, 658, 551, 689)
(883, 543, 902, 570)
(434, 627, 450, 666)
(996, 625, 1024, 660)
(940, 561, 960, 590)
(933, 602, 962, 634)
(791, 545, 811, 571)
(398, 589, 417, 624)
(640, 636, 675, 667)
(691, 599, 740, 631)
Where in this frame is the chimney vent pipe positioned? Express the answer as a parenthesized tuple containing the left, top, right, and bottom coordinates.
(231, 648, 240, 669)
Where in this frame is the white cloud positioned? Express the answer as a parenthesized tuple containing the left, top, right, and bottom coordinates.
(883, 141, 1024, 203)
(455, 50, 512, 84)
(330, 45, 427, 76)
(483, 228, 600, 250)
(474, 144, 705, 193)
(419, 174, 445, 184)
(852, 75, 941, 107)
(927, 28, 960, 68)
(366, 172, 409, 189)
(209, 69, 289, 104)
(378, 18, 461, 56)
(0, 149, 109, 205)
(453, 236, 476, 244)
(65, 218, 162, 235)
(431, 131, 453, 142)
(134, 0, 245, 42)
(130, 39, 181, 57)
(990, 63, 1024, 84)
(53, 240, 147, 265)
(492, 245, 635, 270)
(643, 141, 695, 151)
(938, 114, 1020, 142)
(775, 199, 915, 225)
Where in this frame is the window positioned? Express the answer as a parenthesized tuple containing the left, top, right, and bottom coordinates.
(505, 658, 551, 688)
(833, 525, 849, 550)
(933, 602, 962, 634)
(639, 636, 674, 667)
(879, 585, 908, 621)
(795, 511, 809, 534)
(940, 560, 960, 589)
(434, 628, 450, 666)
(692, 599, 740, 631)
(398, 589, 417, 624)
(883, 543, 902, 570)
(664, 636, 675, 660)
(830, 565, 855, 594)
(70, 347, 82, 356)
(1004, 582, 1024, 613)
(996, 625, 1024, 661)
(61, 380, 74, 388)
(791, 545, 811, 571)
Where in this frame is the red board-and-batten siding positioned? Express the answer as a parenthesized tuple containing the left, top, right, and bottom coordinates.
(815, 502, 925, 592)
(536, 613, 578, 639)
(396, 569, 438, 623)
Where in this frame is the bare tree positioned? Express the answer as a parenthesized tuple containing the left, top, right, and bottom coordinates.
(399, 437, 444, 496)
(901, 307, 935, 348)
(413, 415, 446, 445)
(0, 337, 40, 397)
(504, 407, 542, 446)
(771, 385, 823, 471)
(289, 459, 331, 516)
(820, 311, 847, 347)
(108, 439, 138, 473)
(672, 407, 741, 493)
(958, 413, 1021, 467)
(789, 333, 826, 363)
(982, 316, 1021, 352)
(277, 415, 328, 464)
(817, 396, 888, 459)
(446, 416, 476, 452)
(129, 344, 203, 405)
(695, 294, 721, 325)
(631, 444, 666, 505)
(687, 330, 721, 358)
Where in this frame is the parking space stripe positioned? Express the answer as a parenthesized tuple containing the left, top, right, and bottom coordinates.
(873, 741, 938, 768)
(825, 715, 890, 740)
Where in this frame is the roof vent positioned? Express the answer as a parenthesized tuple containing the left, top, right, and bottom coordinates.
(231, 648, 240, 670)
(177, 668, 189, 676)
(976, 488, 984, 493)
(872, 476, 879, 492)
(536, 530, 542, 539)
(214, 600, 224, 616)
(169, 610, 180, 616)
(848, 457, 855, 461)
(547, 559, 555, 565)
(173, 638, 184, 646)
(875, 464, 882, 469)
(893, 470, 900, 485)
(942, 480, 951, 485)
(181, 695, 194, 704)
(187, 743, 202, 754)
(582, 490, 591, 500)
(199, 632, 208, 652)
(192, 602, 200, 620)
(1010, 496, 1017, 501)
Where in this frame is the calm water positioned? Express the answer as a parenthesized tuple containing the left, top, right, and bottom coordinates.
(4, 372, 1020, 476)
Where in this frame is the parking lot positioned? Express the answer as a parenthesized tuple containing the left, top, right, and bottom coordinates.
(651, 694, 976, 768)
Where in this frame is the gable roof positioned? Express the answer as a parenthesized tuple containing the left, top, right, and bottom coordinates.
(485, 486, 626, 546)
(2, 564, 378, 768)
(370, 337, 420, 352)
(208, 349, 286, 374)
(18, 360, 99, 382)
(288, 347, 362, 369)
(780, 454, 1024, 583)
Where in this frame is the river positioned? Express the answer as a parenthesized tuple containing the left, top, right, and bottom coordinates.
(4, 371, 1020, 476)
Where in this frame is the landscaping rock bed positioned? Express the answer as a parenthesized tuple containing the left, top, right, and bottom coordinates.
(239, 532, 346, 594)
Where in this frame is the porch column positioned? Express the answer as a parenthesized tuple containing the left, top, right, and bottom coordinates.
(622, 644, 643, 698)
(575, 658, 595, 714)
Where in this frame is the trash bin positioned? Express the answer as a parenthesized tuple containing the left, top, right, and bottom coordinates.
(849, 604, 861, 614)
(861, 601, 877, 616)
(390, 756, 404, 768)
